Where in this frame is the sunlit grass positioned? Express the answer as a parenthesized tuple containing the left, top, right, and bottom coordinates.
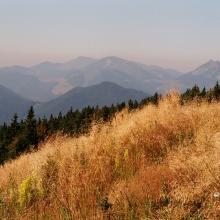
(1, 93, 220, 219)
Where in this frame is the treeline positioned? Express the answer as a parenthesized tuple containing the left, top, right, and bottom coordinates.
(0, 93, 160, 164)
(0, 82, 220, 165)
(181, 81, 220, 102)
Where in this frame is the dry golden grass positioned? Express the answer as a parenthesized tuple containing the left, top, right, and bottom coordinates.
(1, 93, 220, 219)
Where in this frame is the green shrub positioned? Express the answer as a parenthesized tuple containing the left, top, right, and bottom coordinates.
(18, 175, 39, 208)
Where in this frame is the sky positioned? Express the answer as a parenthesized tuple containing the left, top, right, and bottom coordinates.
(0, 0, 220, 71)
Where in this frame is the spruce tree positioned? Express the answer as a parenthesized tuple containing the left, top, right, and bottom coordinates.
(10, 113, 19, 137)
(153, 92, 159, 104)
(200, 87, 206, 97)
(214, 81, 220, 99)
(191, 84, 200, 97)
(128, 99, 134, 110)
(133, 100, 139, 109)
(25, 106, 38, 148)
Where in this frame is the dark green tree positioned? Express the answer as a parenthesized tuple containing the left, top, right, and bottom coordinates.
(10, 113, 19, 137)
(200, 87, 206, 97)
(213, 81, 220, 99)
(25, 106, 38, 147)
(128, 99, 134, 111)
(152, 92, 160, 105)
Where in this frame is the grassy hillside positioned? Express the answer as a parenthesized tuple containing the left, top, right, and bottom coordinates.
(1, 93, 220, 219)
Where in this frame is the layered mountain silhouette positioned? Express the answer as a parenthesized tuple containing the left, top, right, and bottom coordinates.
(178, 60, 220, 90)
(1, 57, 220, 103)
(0, 85, 33, 123)
(0, 66, 55, 101)
(65, 56, 181, 94)
(1, 57, 220, 123)
(0, 56, 182, 101)
(0, 81, 147, 123)
(35, 81, 147, 117)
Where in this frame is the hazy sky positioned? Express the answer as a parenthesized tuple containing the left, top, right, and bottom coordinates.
(1, 0, 220, 71)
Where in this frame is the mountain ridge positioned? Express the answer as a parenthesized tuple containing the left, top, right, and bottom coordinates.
(178, 59, 220, 89)
(0, 84, 34, 123)
(1, 56, 220, 101)
(35, 81, 147, 117)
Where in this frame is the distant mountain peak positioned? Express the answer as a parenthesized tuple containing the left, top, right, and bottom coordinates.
(178, 59, 220, 90)
(102, 56, 123, 60)
(35, 81, 147, 117)
(40, 61, 55, 65)
(204, 59, 220, 67)
(98, 81, 120, 86)
(191, 59, 220, 75)
(75, 56, 95, 60)
(63, 57, 97, 69)
(100, 56, 130, 63)
(66, 56, 95, 63)
(32, 61, 61, 69)
(207, 59, 219, 63)
(100, 57, 115, 67)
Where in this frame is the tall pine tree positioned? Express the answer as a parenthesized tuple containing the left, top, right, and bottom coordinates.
(10, 113, 19, 137)
(25, 106, 38, 148)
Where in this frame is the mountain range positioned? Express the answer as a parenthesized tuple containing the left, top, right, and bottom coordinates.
(0, 81, 147, 123)
(1, 57, 220, 123)
(0, 56, 182, 101)
(1, 56, 220, 103)
(178, 60, 220, 89)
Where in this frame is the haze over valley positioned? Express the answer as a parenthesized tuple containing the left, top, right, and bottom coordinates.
(0, 57, 219, 96)
(1, 56, 220, 122)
